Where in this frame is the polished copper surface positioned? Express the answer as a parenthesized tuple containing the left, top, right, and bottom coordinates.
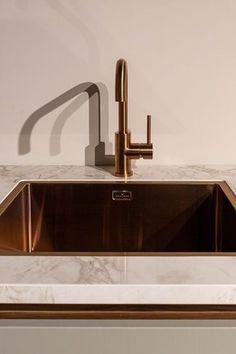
(0, 181, 235, 255)
(114, 59, 153, 177)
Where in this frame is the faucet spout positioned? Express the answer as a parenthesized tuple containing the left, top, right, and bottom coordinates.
(115, 59, 128, 133)
(114, 58, 153, 177)
(115, 59, 128, 103)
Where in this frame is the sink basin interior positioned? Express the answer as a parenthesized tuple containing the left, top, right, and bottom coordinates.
(0, 181, 235, 255)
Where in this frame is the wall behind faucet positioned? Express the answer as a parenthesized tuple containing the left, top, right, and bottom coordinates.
(0, 0, 236, 165)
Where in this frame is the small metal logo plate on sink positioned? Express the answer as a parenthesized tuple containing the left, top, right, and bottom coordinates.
(112, 190, 132, 201)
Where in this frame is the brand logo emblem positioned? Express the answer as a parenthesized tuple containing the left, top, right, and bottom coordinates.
(112, 190, 132, 201)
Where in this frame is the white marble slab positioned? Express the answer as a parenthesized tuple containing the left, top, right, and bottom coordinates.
(0, 165, 236, 304)
(0, 256, 236, 304)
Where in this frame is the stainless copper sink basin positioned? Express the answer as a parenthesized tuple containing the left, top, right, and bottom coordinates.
(0, 181, 235, 255)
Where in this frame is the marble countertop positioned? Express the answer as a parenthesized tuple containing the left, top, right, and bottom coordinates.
(0, 164, 236, 305)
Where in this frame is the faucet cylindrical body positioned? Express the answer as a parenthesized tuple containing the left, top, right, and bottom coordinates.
(114, 58, 153, 177)
(118, 102, 128, 133)
(115, 132, 133, 177)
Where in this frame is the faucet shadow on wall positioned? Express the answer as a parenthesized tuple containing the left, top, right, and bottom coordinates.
(18, 82, 114, 166)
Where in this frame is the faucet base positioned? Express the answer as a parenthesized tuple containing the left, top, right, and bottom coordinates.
(114, 170, 133, 177)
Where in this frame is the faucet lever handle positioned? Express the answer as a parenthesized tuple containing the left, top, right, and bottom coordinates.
(147, 115, 151, 144)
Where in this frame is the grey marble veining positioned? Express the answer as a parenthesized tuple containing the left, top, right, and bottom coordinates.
(2, 256, 236, 285)
(0, 165, 236, 304)
(0, 256, 124, 284)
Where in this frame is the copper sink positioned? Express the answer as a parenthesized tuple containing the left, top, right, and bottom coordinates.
(0, 181, 235, 255)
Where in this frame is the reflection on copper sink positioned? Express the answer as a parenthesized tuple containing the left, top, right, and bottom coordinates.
(0, 181, 235, 255)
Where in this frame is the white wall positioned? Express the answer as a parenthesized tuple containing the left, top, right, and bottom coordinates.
(0, 0, 236, 165)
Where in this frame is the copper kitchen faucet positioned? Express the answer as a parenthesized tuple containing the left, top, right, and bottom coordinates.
(114, 59, 153, 177)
